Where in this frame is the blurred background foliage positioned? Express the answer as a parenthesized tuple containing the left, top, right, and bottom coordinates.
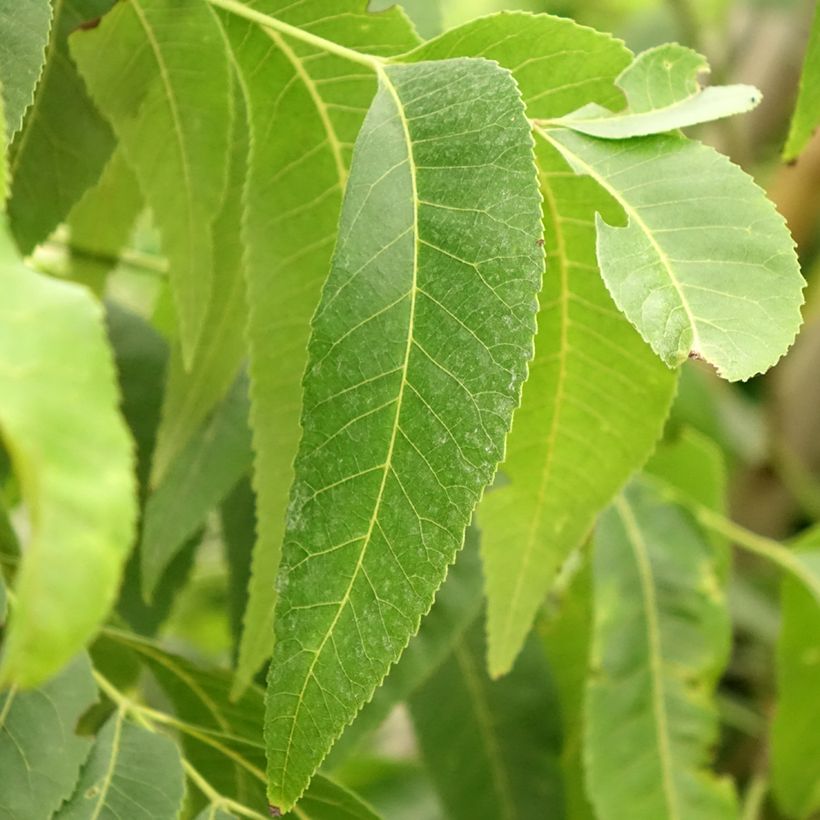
(17, 0, 819, 816)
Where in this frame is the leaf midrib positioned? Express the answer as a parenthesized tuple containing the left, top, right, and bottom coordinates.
(276, 65, 419, 799)
(613, 495, 680, 820)
(88, 709, 124, 820)
(535, 125, 702, 357)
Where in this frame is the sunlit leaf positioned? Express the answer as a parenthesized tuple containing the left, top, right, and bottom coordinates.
(784, 4, 820, 161)
(265, 57, 542, 810)
(0, 226, 136, 687)
(540, 126, 804, 380)
(586, 481, 736, 819)
(0, 654, 96, 820)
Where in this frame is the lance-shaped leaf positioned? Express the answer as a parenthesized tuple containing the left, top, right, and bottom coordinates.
(220, 1, 419, 696)
(404, 12, 677, 676)
(409, 617, 563, 819)
(0, 654, 96, 820)
(151, 75, 249, 483)
(0, 0, 52, 138)
(8, 0, 115, 254)
(58, 711, 185, 820)
(265, 58, 543, 810)
(772, 529, 820, 820)
(540, 126, 804, 380)
(587, 481, 736, 820)
(0, 226, 136, 687)
(70, 0, 232, 362)
(554, 44, 760, 139)
(784, 4, 820, 161)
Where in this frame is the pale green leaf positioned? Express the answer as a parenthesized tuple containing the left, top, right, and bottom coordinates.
(784, 3, 820, 161)
(554, 44, 760, 138)
(67, 147, 143, 295)
(409, 617, 563, 819)
(0, 654, 96, 820)
(8, 0, 115, 254)
(587, 481, 737, 820)
(265, 57, 542, 810)
(140, 374, 252, 600)
(58, 711, 185, 820)
(327, 528, 483, 765)
(70, 0, 232, 362)
(0, 226, 136, 687)
(772, 539, 820, 819)
(0, 0, 52, 137)
(404, 12, 677, 676)
(151, 74, 249, 483)
(541, 126, 804, 380)
(221, 0, 420, 697)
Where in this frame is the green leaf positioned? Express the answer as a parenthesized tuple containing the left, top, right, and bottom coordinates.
(7, 0, 116, 254)
(554, 44, 761, 138)
(540, 126, 804, 380)
(265, 56, 542, 810)
(140, 374, 252, 600)
(409, 616, 563, 819)
(70, 0, 232, 363)
(295, 777, 382, 820)
(0, 226, 136, 687)
(784, 3, 820, 161)
(58, 711, 185, 820)
(67, 147, 144, 295)
(150, 73, 249, 482)
(0, 654, 97, 820)
(0, 0, 52, 138)
(327, 527, 483, 765)
(221, 0, 420, 696)
(405, 11, 677, 676)
(587, 481, 736, 820)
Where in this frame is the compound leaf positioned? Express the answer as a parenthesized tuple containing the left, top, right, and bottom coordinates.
(265, 57, 543, 810)
(541, 126, 804, 380)
(0, 0, 52, 138)
(58, 711, 185, 820)
(70, 0, 232, 362)
(0, 226, 136, 687)
(0, 654, 97, 820)
(586, 481, 737, 820)
(555, 44, 761, 138)
(221, 0, 420, 696)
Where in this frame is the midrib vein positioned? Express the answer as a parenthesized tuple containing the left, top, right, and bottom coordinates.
(535, 126, 702, 354)
(614, 495, 679, 820)
(265, 27, 347, 191)
(498, 171, 568, 654)
(89, 709, 124, 820)
(277, 66, 418, 795)
(453, 641, 517, 819)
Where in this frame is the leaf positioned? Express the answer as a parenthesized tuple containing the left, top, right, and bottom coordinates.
(554, 44, 761, 138)
(409, 616, 563, 819)
(221, 0, 420, 696)
(150, 73, 249, 483)
(140, 373, 252, 600)
(0, 226, 136, 687)
(264, 55, 542, 810)
(540, 126, 804, 380)
(404, 11, 677, 676)
(67, 147, 144, 295)
(586, 481, 737, 820)
(772, 540, 820, 819)
(58, 711, 185, 820)
(70, 0, 232, 363)
(0, 654, 97, 820)
(0, 0, 52, 138)
(784, 3, 820, 161)
(327, 527, 483, 765)
(7, 0, 116, 254)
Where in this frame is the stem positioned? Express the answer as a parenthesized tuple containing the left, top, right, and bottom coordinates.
(205, 0, 383, 70)
(740, 773, 768, 820)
